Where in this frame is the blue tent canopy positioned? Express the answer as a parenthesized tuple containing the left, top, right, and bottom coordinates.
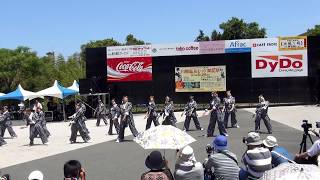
(0, 85, 39, 101)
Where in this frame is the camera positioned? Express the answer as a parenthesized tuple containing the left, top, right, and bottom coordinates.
(316, 122, 320, 128)
(242, 137, 247, 144)
(0, 174, 10, 180)
(301, 120, 312, 130)
(206, 144, 213, 155)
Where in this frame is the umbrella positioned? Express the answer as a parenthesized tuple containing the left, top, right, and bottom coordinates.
(0, 84, 40, 101)
(67, 80, 79, 92)
(260, 163, 320, 180)
(134, 125, 196, 150)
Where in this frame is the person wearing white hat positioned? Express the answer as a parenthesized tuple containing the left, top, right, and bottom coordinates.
(174, 145, 204, 180)
(263, 136, 293, 167)
(28, 170, 44, 180)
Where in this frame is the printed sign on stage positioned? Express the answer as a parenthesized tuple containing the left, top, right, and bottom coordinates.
(279, 36, 307, 51)
(175, 66, 226, 92)
(251, 38, 278, 52)
(107, 57, 152, 82)
(107, 45, 152, 58)
(225, 39, 251, 53)
(151, 42, 199, 57)
(251, 50, 308, 78)
(199, 41, 225, 54)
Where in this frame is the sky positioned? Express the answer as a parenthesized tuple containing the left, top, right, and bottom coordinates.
(1, 0, 319, 57)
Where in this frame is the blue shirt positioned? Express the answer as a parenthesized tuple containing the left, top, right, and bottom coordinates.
(271, 146, 293, 167)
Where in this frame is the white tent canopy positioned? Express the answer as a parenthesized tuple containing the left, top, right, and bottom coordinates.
(67, 80, 79, 92)
(0, 93, 5, 96)
(37, 80, 64, 99)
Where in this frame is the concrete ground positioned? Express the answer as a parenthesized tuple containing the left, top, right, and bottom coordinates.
(1, 106, 319, 179)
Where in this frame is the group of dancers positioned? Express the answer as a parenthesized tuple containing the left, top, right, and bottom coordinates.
(0, 91, 272, 146)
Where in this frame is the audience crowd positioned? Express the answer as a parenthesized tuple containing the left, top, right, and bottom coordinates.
(1, 131, 320, 180)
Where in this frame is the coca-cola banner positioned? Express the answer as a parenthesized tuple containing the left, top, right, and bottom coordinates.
(251, 50, 308, 78)
(107, 45, 152, 59)
(107, 57, 152, 82)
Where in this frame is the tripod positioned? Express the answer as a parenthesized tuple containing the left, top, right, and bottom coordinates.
(299, 128, 314, 153)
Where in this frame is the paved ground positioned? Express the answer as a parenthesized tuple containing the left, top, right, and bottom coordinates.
(1, 107, 315, 180)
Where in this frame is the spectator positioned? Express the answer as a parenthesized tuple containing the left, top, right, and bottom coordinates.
(28, 170, 43, 180)
(263, 136, 293, 167)
(240, 132, 272, 180)
(64, 160, 86, 180)
(174, 145, 204, 180)
(295, 134, 320, 165)
(204, 135, 240, 180)
(141, 151, 174, 180)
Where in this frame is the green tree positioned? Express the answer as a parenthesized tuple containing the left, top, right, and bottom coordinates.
(196, 17, 267, 41)
(195, 30, 210, 42)
(304, 25, 320, 36)
(125, 34, 145, 45)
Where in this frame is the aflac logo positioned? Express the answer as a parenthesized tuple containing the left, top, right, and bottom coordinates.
(225, 40, 251, 53)
(229, 41, 248, 48)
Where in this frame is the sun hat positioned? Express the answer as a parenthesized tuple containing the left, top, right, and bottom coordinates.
(263, 136, 278, 148)
(177, 145, 196, 166)
(145, 151, 165, 170)
(245, 132, 262, 146)
(28, 170, 44, 180)
(213, 135, 228, 151)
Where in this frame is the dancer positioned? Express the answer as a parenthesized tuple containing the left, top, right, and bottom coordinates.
(206, 91, 227, 137)
(0, 106, 17, 138)
(116, 96, 139, 143)
(108, 99, 120, 135)
(223, 90, 239, 128)
(25, 108, 48, 145)
(95, 99, 108, 126)
(37, 107, 51, 137)
(145, 96, 159, 130)
(182, 96, 203, 131)
(161, 96, 177, 126)
(254, 95, 272, 134)
(69, 103, 91, 143)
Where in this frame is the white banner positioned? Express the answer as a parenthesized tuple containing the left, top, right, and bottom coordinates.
(225, 39, 251, 53)
(251, 38, 278, 52)
(251, 50, 308, 78)
(107, 45, 152, 59)
(151, 42, 199, 57)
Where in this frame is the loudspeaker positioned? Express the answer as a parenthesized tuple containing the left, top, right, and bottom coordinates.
(85, 47, 107, 78)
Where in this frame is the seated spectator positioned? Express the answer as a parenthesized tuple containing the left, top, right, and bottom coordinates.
(240, 132, 272, 180)
(295, 136, 320, 165)
(28, 170, 43, 180)
(263, 136, 293, 167)
(141, 151, 174, 180)
(204, 135, 240, 180)
(64, 160, 86, 180)
(174, 145, 204, 180)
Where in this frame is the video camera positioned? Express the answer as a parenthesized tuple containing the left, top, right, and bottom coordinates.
(0, 174, 10, 180)
(206, 144, 213, 155)
(301, 120, 312, 131)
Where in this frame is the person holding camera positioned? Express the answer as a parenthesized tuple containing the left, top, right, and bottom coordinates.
(295, 129, 320, 166)
(141, 151, 174, 180)
(206, 91, 227, 137)
(239, 132, 272, 180)
(64, 160, 86, 180)
(203, 135, 239, 180)
(262, 136, 293, 167)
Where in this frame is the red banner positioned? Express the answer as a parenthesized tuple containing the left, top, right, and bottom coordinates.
(107, 57, 152, 82)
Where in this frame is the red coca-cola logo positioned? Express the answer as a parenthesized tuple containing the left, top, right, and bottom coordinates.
(116, 61, 144, 72)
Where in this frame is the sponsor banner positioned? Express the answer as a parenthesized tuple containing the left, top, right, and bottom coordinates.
(107, 57, 152, 82)
(199, 41, 225, 54)
(279, 36, 307, 51)
(175, 66, 226, 92)
(251, 38, 278, 52)
(106, 45, 152, 59)
(225, 39, 251, 53)
(251, 50, 308, 78)
(151, 42, 199, 57)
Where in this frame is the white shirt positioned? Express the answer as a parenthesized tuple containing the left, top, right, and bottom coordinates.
(307, 139, 320, 157)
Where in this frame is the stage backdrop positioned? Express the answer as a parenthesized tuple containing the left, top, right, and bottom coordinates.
(175, 66, 226, 92)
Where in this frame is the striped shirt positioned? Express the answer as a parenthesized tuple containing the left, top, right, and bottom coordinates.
(242, 147, 272, 179)
(204, 150, 240, 180)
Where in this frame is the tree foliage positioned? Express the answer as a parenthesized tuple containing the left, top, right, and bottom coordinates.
(196, 17, 267, 41)
(304, 25, 320, 36)
(195, 30, 210, 42)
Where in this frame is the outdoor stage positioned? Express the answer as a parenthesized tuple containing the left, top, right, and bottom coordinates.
(1, 106, 319, 179)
